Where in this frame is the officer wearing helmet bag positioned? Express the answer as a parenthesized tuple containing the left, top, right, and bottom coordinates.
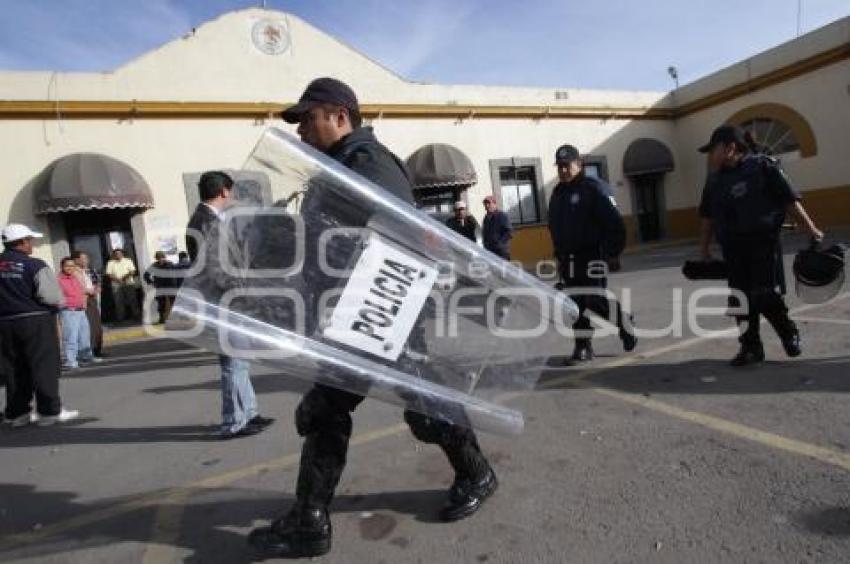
(697, 125, 824, 366)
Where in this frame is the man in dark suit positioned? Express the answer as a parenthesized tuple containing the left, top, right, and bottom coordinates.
(185, 171, 274, 439)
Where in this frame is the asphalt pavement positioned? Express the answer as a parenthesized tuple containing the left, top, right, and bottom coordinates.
(1, 232, 849, 563)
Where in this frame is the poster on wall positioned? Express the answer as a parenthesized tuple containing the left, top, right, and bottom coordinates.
(147, 216, 180, 261)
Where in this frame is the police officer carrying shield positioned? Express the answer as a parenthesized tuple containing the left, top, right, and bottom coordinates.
(697, 125, 823, 366)
(248, 78, 497, 558)
(548, 144, 637, 361)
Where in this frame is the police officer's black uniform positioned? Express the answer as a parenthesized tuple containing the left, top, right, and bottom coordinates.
(249, 79, 496, 558)
(698, 132, 802, 366)
(548, 145, 636, 361)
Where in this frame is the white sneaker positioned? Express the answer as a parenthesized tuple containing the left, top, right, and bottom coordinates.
(36, 408, 80, 427)
(5, 413, 37, 427)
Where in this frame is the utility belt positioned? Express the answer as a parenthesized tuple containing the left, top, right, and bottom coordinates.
(0, 310, 52, 322)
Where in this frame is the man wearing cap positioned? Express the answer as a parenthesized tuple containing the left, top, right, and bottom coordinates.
(0, 224, 79, 427)
(697, 124, 823, 366)
(445, 200, 479, 242)
(481, 195, 512, 259)
(548, 144, 637, 361)
(248, 77, 497, 558)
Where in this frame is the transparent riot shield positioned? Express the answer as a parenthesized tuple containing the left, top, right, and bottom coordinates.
(167, 128, 579, 435)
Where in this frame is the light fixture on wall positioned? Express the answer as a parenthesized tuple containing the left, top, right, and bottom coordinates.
(667, 66, 679, 90)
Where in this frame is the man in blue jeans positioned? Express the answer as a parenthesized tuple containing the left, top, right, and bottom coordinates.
(57, 257, 100, 370)
(186, 171, 274, 439)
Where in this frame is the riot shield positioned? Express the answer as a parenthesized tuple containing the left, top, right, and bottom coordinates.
(167, 128, 579, 435)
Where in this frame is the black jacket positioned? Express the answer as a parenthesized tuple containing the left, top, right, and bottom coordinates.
(300, 127, 415, 272)
(482, 211, 512, 257)
(185, 203, 219, 264)
(699, 154, 800, 246)
(144, 261, 179, 289)
(296, 126, 416, 336)
(445, 215, 479, 242)
(327, 126, 414, 205)
(0, 249, 61, 319)
(548, 174, 625, 259)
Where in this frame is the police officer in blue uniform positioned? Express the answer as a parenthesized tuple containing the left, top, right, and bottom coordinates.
(697, 125, 823, 366)
(548, 144, 637, 361)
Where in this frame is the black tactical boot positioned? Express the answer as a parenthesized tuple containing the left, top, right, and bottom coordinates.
(730, 343, 765, 367)
(781, 331, 802, 357)
(618, 313, 637, 352)
(571, 341, 594, 362)
(440, 467, 498, 522)
(764, 309, 801, 358)
(248, 504, 331, 558)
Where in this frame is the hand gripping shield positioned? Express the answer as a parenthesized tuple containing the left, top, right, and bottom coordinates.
(168, 129, 579, 435)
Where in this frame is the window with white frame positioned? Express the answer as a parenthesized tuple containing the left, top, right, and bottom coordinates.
(489, 158, 546, 226)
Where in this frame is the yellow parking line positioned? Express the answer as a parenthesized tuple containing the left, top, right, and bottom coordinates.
(139, 489, 193, 564)
(538, 294, 850, 472)
(591, 385, 850, 471)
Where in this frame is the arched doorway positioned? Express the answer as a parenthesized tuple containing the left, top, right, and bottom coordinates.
(405, 143, 478, 222)
(33, 153, 154, 322)
(623, 138, 675, 242)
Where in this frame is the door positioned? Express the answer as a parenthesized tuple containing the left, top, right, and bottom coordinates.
(65, 210, 140, 322)
(631, 174, 663, 242)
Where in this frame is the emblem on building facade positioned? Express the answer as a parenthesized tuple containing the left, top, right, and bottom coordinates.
(251, 19, 290, 55)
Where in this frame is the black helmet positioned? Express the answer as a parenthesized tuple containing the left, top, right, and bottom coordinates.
(793, 241, 845, 304)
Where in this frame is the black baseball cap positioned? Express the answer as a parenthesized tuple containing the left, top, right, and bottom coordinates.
(281, 77, 359, 123)
(555, 144, 581, 165)
(698, 125, 748, 153)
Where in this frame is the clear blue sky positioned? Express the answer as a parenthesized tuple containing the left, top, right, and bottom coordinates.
(1, 0, 848, 91)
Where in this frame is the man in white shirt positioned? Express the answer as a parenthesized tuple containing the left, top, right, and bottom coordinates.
(105, 249, 139, 322)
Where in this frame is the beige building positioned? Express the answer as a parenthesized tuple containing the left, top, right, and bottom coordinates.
(1, 7, 848, 288)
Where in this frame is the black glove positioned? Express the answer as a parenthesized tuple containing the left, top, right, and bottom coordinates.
(682, 259, 728, 280)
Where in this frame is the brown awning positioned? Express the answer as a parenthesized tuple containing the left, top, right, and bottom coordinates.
(34, 153, 154, 214)
(623, 138, 675, 176)
(405, 143, 477, 190)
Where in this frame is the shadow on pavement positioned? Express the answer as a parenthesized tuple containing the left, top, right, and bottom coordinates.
(0, 483, 449, 563)
(537, 356, 850, 396)
(0, 423, 220, 448)
(797, 506, 850, 537)
(142, 371, 311, 396)
(65, 354, 219, 379)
